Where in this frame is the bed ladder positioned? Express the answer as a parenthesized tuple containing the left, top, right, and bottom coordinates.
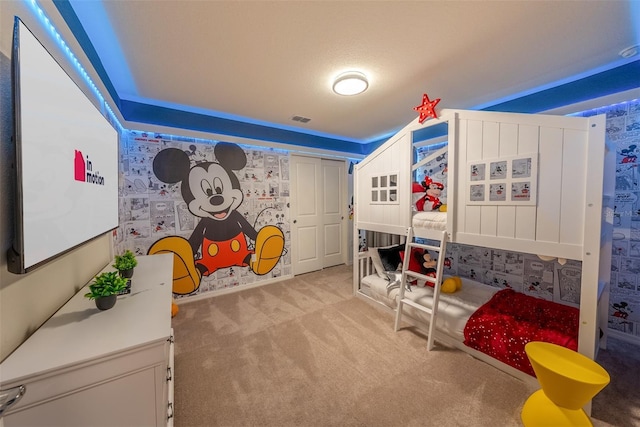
(393, 227, 448, 351)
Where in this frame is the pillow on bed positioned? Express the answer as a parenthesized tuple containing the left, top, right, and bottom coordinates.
(368, 248, 387, 279)
(377, 244, 405, 272)
(369, 244, 404, 278)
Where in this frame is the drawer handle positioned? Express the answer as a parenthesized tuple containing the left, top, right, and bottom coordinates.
(0, 385, 26, 416)
(166, 366, 172, 382)
(167, 402, 174, 420)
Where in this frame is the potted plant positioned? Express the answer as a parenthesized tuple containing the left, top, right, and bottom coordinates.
(84, 271, 128, 310)
(113, 250, 138, 278)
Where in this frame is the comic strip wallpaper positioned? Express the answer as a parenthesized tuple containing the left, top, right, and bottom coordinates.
(113, 131, 291, 300)
(579, 99, 640, 337)
(436, 246, 582, 307)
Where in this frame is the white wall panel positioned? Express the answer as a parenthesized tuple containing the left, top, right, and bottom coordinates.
(517, 124, 540, 153)
(464, 120, 483, 235)
(454, 118, 468, 238)
(482, 121, 500, 158)
(499, 123, 519, 157)
(356, 131, 411, 231)
(560, 129, 587, 246)
(514, 124, 539, 241)
(480, 121, 500, 236)
(466, 120, 484, 161)
(536, 127, 564, 243)
(497, 207, 516, 238)
(497, 123, 519, 238)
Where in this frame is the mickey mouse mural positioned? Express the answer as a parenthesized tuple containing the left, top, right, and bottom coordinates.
(147, 142, 285, 295)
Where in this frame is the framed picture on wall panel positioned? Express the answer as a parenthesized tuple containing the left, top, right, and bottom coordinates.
(467, 154, 538, 205)
(470, 184, 485, 202)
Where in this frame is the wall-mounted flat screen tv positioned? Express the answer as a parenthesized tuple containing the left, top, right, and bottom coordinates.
(7, 17, 119, 274)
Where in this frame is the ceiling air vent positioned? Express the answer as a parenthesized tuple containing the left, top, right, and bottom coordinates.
(291, 115, 311, 123)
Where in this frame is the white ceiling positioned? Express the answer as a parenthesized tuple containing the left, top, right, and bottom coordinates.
(73, 1, 637, 144)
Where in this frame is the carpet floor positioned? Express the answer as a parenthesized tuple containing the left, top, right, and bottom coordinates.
(171, 264, 639, 427)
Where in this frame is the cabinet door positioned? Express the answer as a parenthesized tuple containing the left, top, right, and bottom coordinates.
(4, 368, 159, 427)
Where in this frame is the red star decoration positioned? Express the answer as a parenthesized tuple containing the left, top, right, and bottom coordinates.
(414, 93, 441, 123)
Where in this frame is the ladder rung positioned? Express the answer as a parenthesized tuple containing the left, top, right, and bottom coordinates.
(404, 271, 437, 283)
(394, 226, 447, 351)
(407, 242, 441, 252)
(400, 298, 433, 314)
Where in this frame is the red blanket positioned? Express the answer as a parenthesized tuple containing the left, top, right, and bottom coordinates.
(463, 288, 579, 377)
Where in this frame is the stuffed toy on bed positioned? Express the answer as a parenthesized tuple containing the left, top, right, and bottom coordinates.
(412, 181, 426, 211)
(441, 276, 462, 293)
(401, 248, 459, 291)
(413, 177, 447, 212)
(417, 251, 437, 286)
(417, 252, 461, 293)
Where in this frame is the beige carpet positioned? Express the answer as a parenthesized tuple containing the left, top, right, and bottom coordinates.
(172, 264, 638, 427)
(592, 334, 640, 426)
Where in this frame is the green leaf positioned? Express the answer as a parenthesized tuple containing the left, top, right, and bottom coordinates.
(84, 271, 129, 300)
(113, 249, 138, 270)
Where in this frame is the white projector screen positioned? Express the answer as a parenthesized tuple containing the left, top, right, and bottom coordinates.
(10, 18, 118, 273)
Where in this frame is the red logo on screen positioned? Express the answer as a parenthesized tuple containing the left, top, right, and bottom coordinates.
(74, 150, 86, 181)
(74, 150, 105, 185)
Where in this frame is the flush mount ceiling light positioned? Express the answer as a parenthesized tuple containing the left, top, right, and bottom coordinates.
(332, 71, 369, 96)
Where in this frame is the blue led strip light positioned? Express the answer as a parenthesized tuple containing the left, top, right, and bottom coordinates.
(24, 0, 123, 133)
(569, 98, 640, 118)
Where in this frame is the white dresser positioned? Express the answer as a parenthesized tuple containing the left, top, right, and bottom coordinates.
(0, 254, 175, 427)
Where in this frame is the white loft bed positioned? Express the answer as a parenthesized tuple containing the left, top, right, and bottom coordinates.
(352, 108, 615, 383)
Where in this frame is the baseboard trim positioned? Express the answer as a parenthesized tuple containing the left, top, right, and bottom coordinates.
(607, 328, 640, 346)
(175, 273, 295, 304)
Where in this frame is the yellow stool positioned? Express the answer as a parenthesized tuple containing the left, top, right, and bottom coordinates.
(521, 341, 610, 426)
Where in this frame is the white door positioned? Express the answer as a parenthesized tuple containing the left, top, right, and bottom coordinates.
(291, 155, 323, 275)
(291, 156, 346, 275)
(322, 159, 345, 268)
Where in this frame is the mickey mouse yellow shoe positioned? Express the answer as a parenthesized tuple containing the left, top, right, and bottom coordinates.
(251, 225, 285, 275)
(148, 236, 201, 295)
